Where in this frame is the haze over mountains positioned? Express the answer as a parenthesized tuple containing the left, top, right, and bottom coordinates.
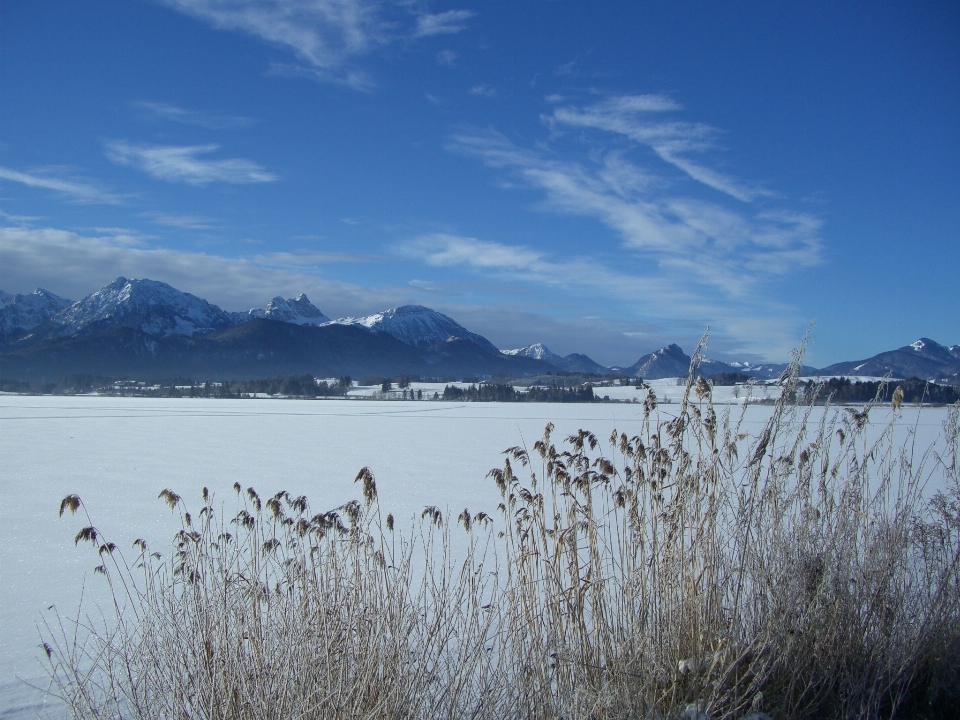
(1, 278, 957, 384)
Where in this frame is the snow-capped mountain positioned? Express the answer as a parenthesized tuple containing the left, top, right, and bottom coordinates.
(625, 344, 755, 380)
(245, 294, 330, 325)
(0, 283, 550, 380)
(504, 343, 610, 375)
(626, 344, 695, 379)
(49, 277, 239, 338)
(818, 337, 960, 383)
(330, 305, 501, 354)
(0, 288, 74, 340)
(726, 361, 795, 380)
(6, 276, 955, 387)
(503, 343, 560, 361)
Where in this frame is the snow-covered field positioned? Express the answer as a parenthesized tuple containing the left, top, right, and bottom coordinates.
(0, 396, 954, 718)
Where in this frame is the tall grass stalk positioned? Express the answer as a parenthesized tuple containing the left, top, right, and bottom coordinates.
(45, 345, 960, 719)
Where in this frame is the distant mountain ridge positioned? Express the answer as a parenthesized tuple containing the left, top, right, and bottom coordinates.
(0, 320, 549, 383)
(246, 294, 330, 325)
(0, 288, 73, 341)
(330, 305, 501, 354)
(504, 343, 609, 375)
(503, 342, 557, 361)
(0, 278, 549, 381)
(1, 278, 956, 384)
(49, 278, 238, 339)
(818, 338, 959, 385)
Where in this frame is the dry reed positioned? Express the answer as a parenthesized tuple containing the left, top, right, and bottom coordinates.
(43, 340, 960, 719)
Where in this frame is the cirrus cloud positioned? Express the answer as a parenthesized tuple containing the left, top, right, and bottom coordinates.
(105, 141, 278, 185)
(547, 95, 771, 202)
(157, 0, 474, 89)
(131, 101, 258, 130)
(398, 233, 808, 360)
(0, 166, 123, 205)
(446, 125, 821, 299)
(0, 225, 390, 317)
(415, 10, 474, 37)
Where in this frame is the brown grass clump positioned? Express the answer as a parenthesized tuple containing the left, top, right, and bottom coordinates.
(43, 341, 960, 719)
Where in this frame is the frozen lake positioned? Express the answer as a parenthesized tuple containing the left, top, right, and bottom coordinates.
(0, 395, 954, 718)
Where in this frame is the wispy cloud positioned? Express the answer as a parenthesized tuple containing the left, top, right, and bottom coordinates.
(265, 61, 375, 91)
(159, 0, 380, 85)
(438, 96, 824, 357)
(399, 233, 710, 315)
(157, 1, 473, 89)
(446, 129, 821, 299)
(253, 250, 386, 265)
(398, 232, 806, 358)
(403, 234, 541, 272)
(132, 101, 257, 129)
(0, 208, 43, 224)
(0, 225, 805, 362)
(546, 95, 769, 202)
(436, 49, 457, 66)
(469, 84, 496, 97)
(0, 166, 122, 204)
(106, 142, 278, 185)
(414, 10, 474, 37)
(0, 225, 394, 317)
(140, 211, 220, 230)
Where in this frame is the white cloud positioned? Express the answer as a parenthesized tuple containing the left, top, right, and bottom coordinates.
(0, 208, 42, 224)
(252, 250, 384, 265)
(0, 166, 122, 204)
(0, 225, 392, 317)
(400, 233, 705, 312)
(439, 103, 824, 358)
(132, 101, 257, 129)
(436, 49, 457, 66)
(446, 129, 821, 298)
(139, 212, 220, 230)
(469, 84, 496, 97)
(548, 95, 770, 202)
(404, 234, 541, 271)
(265, 60, 375, 90)
(106, 142, 278, 185)
(0, 225, 807, 363)
(159, 0, 380, 72)
(157, 1, 473, 88)
(415, 10, 474, 37)
(398, 233, 807, 359)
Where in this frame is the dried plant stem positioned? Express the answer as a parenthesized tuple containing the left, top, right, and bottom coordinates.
(44, 340, 960, 719)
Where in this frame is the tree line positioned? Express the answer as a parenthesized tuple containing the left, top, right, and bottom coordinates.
(441, 383, 596, 403)
(802, 377, 960, 405)
(0, 375, 354, 398)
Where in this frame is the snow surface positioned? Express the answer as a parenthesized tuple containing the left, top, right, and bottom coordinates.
(1, 397, 954, 718)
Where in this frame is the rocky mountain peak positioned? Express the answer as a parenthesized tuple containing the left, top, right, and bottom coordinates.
(0, 287, 74, 339)
(503, 343, 559, 361)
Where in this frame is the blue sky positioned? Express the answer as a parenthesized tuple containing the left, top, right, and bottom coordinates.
(1, 1, 957, 367)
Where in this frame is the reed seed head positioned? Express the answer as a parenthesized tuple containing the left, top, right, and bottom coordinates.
(59, 495, 82, 517)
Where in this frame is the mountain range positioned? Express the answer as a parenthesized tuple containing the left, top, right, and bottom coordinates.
(1, 278, 957, 384)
